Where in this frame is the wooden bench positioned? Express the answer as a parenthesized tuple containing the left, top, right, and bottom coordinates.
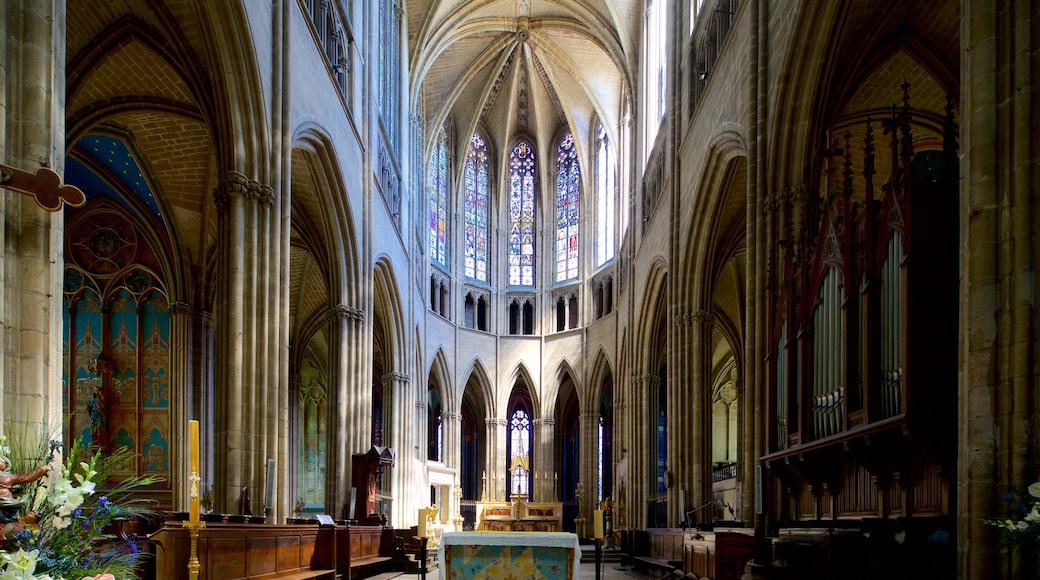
(631, 528, 685, 576)
(339, 525, 394, 579)
(148, 522, 335, 580)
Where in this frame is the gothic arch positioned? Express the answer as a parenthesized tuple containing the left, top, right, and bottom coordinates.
(460, 358, 496, 419)
(292, 124, 362, 308)
(373, 257, 407, 374)
(587, 349, 614, 411)
(678, 129, 748, 311)
(428, 348, 456, 412)
(546, 358, 582, 417)
(634, 259, 669, 374)
(198, 1, 272, 178)
(505, 362, 541, 420)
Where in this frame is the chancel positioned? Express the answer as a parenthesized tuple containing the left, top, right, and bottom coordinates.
(0, 0, 1033, 579)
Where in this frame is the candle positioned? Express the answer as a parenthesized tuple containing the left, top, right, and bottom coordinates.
(594, 509, 604, 539)
(188, 420, 200, 524)
(418, 508, 428, 537)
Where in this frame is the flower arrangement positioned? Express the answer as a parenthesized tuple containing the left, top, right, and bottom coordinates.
(0, 431, 160, 580)
(984, 480, 1040, 550)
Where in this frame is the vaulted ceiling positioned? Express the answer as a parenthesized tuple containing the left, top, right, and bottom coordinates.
(406, 0, 640, 166)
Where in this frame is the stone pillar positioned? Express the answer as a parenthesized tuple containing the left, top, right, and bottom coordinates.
(537, 417, 555, 502)
(672, 309, 694, 525)
(212, 171, 280, 516)
(960, 1, 1040, 577)
(612, 394, 627, 529)
(0, 0, 68, 434)
(383, 371, 412, 527)
(689, 310, 714, 523)
(328, 304, 364, 518)
(169, 303, 193, 513)
(486, 417, 506, 501)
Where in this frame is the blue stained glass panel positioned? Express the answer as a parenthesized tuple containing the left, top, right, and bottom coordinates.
(555, 134, 580, 281)
(509, 141, 536, 286)
(464, 134, 489, 281)
(429, 124, 449, 265)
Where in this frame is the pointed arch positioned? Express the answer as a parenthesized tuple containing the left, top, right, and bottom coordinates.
(460, 358, 496, 419)
(292, 123, 362, 308)
(506, 362, 541, 420)
(428, 348, 456, 412)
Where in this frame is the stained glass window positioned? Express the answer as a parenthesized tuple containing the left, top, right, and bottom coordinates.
(378, 0, 399, 151)
(429, 124, 449, 265)
(643, 0, 667, 163)
(595, 124, 616, 266)
(657, 376, 668, 495)
(555, 133, 580, 282)
(509, 407, 531, 497)
(509, 141, 536, 286)
(464, 134, 489, 281)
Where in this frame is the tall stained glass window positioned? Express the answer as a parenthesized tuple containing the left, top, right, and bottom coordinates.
(464, 134, 489, 281)
(508, 407, 531, 497)
(555, 133, 580, 282)
(509, 141, 536, 286)
(595, 124, 616, 266)
(643, 0, 667, 163)
(429, 124, 449, 265)
(379, 0, 400, 150)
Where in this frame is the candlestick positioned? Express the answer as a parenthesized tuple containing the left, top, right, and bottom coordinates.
(185, 420, 204, 579)
(189, 420, 200, 524)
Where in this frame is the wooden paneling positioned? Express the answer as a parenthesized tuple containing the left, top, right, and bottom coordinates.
(149, 523, 334, 580)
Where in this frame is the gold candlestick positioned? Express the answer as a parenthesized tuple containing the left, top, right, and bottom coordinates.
(186, 420, 204, 579)
(184, 519, 205, 580)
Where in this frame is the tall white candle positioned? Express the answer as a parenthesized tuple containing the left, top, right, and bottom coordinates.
(418, 508, 428, 537)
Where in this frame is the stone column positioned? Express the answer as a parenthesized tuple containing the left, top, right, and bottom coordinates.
(537, 417, 555, 502)
(169, 303, 193, 513)
(328, 304, 364, 517)
(672, 310, 694, 525)
(212, 171, 280, 516)
(383, 371, 412, 527)
(486, 417, 506, 501)
(689, 310, 714, 523)
(0, 0, 68, 434)
(960, 1, 1039, 577)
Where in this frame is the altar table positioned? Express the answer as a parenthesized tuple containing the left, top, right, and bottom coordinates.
(438, 531, 580, 580)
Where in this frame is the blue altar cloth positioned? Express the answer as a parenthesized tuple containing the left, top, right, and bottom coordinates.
(438, 531, 581, 580)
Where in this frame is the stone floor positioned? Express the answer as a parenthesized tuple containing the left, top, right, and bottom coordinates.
(374, 565, 648, 580)
(372, 562, 650, 579)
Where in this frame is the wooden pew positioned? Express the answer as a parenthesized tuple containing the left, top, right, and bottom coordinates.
(339, 524, 395, 579)
(148, 522, 335, 580)
(631, 528, 685, 575)
(683, 529, 755, 580)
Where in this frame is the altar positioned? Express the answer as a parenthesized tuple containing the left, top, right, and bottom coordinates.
(438, 531, 580, 580)
(475, 498, 562, 532)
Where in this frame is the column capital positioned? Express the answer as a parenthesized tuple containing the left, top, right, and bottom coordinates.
(249, 181, 275, 208)
(168, 302, 192, 316)
(328, 304, 365, 322)
(382, 371, 409, 385)
(692, 309, 715, 327)
(213, 170, 250, 208)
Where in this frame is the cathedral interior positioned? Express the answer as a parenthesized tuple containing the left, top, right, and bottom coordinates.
(0, 0, 1037, 578)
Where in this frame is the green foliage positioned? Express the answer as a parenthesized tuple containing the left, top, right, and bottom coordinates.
(1, 433, 162, 580)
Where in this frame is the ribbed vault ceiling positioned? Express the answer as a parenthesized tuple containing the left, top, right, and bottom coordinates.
(408, 0, 638, 163)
